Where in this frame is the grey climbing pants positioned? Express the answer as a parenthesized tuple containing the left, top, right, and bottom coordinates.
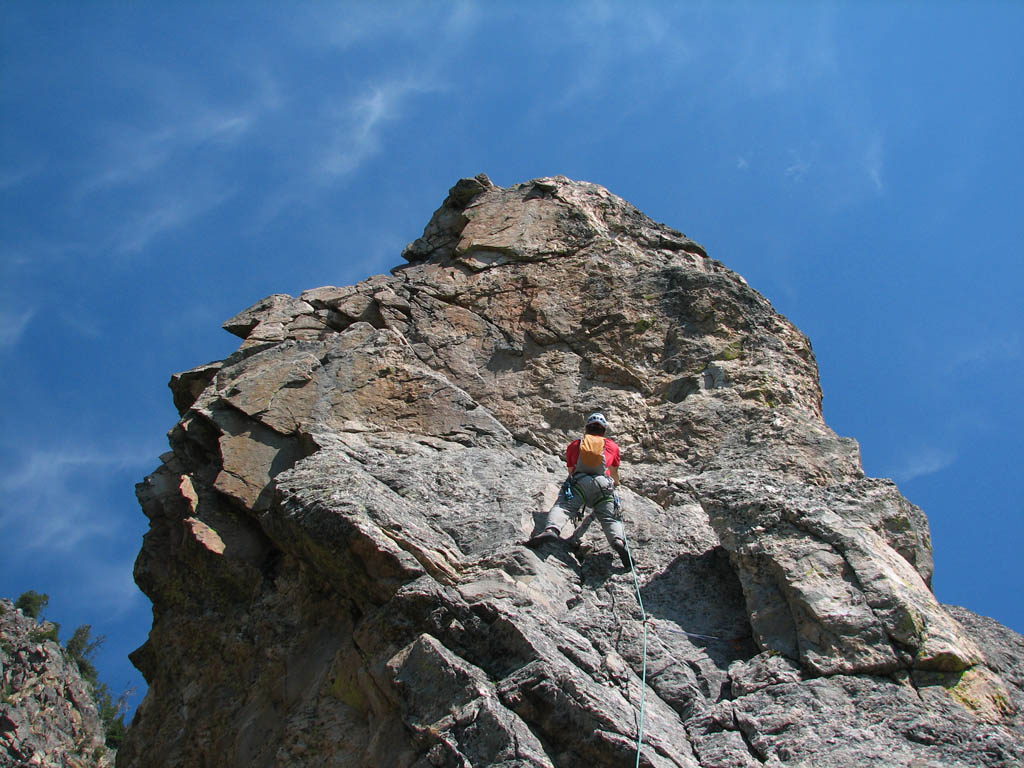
(543, 472, 624, 547)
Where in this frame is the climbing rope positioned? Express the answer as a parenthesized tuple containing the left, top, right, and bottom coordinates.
(623, 535, 647, 768)
(654, 625, 752, 645)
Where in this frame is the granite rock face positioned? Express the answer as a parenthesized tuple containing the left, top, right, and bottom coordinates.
(0, 600, 111, 768)
(121, 176, 1024, 767)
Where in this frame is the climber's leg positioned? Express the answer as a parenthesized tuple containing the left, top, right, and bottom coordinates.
(590, 481, 630, 568)
(566, 510, 595, 552)
(527, 484, 583, 547)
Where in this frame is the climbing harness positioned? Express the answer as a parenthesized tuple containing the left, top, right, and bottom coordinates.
(623, 534, 647, 768)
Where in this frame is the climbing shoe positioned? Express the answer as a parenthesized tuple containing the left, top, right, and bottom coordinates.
(526, 528, 560, 548)
(613, 540, 632, 569)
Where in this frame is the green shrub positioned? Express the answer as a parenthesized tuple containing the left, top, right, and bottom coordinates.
(94, 680, 129, 749)
(66, 625, 103, 684)
(29, 622, 60, 644)
(15, 591, 49, 619)
(65, 625, 128, 747)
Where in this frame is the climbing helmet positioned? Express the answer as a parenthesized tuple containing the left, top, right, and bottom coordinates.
(585, 412, 608, 430)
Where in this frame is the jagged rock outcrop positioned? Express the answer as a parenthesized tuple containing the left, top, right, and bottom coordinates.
(0, 600, 111, 767)
(121, 175, 1024, 767)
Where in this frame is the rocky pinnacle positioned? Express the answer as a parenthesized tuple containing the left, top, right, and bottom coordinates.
(120, 176, 1024, 767)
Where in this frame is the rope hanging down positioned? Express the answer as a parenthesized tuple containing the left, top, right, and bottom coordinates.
(583, 519, 745, 765)
(623, 535, 647, 768)
(617, 545, 751, 768)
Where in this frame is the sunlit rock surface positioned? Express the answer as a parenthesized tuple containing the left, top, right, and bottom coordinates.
(121, 176, 1024, 767)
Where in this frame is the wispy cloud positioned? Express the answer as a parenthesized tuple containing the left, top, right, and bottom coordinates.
(114, 186, 234, 254)
(725, 5, 839, 99)
(785, 148, 813, 182)
(864, 135, 884, 192)
(9, 1, 477, 266)
(79, 127, 176, 194)
(710, 7, 889, 204)
(527, 4, 693, 113)
(296, 3, 468, 183)
(892, 447, 957, 482)
(0, 442, 153, 626)
(945, 332, 1021, 372)
(56, 306, 104, 340)
(304, 4, 408, 50)
(66, 97, 260, 257)
(318, 79, 440, 181)
(1, 444, 155, 551)
(0, 163, 42, 190)
(80, 109, 255, 196)
(247, 73, 446, 232)
(301, 0, 478, 52)
(70, 557, 147, 618)
(0, 307, 35, 347)
(443, 0, 479, 39)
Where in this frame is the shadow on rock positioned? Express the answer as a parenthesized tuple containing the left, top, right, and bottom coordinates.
(641, 548, 757, 669)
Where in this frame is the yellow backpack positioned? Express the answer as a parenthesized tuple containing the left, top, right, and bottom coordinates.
(577, 434, 607, 475)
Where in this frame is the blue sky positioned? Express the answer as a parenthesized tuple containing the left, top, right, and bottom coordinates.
(2, 2, 1021, 711)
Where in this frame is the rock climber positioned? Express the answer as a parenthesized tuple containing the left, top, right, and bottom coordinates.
(526, 412, 632, 569)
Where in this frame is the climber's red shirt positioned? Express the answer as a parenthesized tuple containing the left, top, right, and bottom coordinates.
(566, 437, 621, 476)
